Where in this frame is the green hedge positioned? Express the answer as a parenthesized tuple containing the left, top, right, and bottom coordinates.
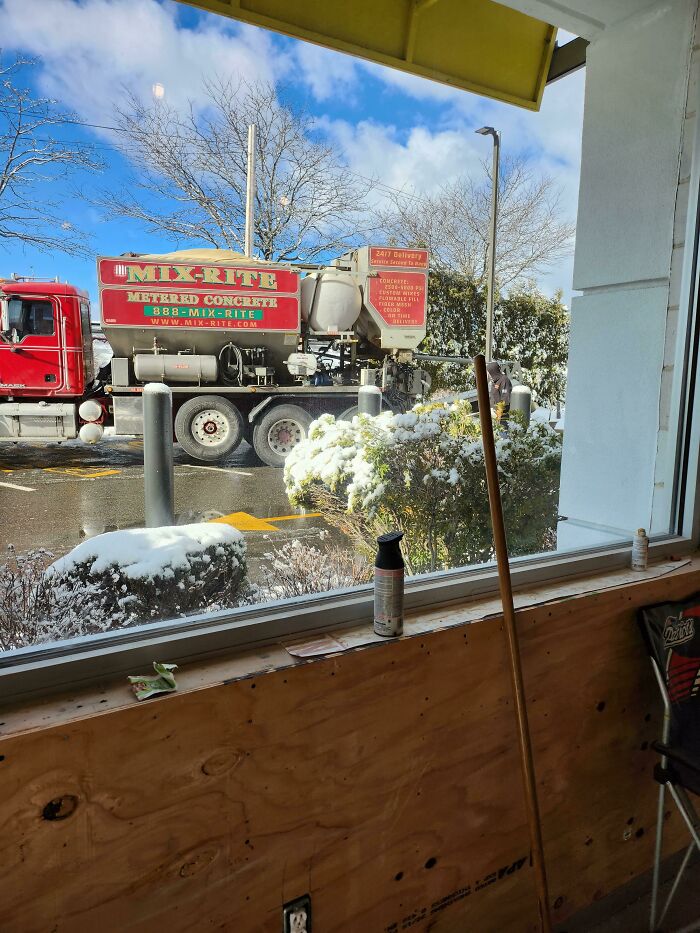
(285, 402, 562, 575)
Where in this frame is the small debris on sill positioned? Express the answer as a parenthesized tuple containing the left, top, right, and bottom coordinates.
(128, 662, 178, 701)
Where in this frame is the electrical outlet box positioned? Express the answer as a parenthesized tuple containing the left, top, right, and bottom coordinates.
(283, 894, 311, 933)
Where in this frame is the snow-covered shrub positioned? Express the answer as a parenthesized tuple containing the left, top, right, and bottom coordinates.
(40, 523, 247, 641)
(0, 546, 56, 651)
(257, 538, 372, 600)
(284, 402, 562, 574)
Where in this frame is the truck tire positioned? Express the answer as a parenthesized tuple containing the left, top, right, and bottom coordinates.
(174, 395, 244, 462)
(252, 404, 313, 468)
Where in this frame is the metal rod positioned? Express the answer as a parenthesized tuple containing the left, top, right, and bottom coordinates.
(244, 124, 256, 258)
(650, 782, 667, 931)
(474, 353, 551, 932)
(143, 383, 175, 528)
(658, 838, 695, 928)
(485, 133, 499, 362)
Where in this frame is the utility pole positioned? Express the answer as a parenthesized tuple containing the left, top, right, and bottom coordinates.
(244, 124, 256, 258)
(475, 126, 500, 361)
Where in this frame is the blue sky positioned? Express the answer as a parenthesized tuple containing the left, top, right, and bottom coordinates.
(0, 0, 585, 306)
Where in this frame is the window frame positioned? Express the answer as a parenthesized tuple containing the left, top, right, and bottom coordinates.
(4, 248, 700, 701)
(0, 532, 694, 702)
(4, 218, 700, 700)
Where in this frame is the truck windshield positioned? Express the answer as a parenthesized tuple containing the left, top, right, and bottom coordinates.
(6, 297, 55, 339)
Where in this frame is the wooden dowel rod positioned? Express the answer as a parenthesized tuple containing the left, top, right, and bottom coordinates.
(474, 353, 552, 933)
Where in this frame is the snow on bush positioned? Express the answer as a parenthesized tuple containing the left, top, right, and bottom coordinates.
(257, 536, 372, 601)
(39, 523, 247, 641)
(0, 546, 56, 651)
(284, 401, 562, 574)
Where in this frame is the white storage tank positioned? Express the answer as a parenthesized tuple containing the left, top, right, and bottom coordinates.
(301, 268, 362, 334)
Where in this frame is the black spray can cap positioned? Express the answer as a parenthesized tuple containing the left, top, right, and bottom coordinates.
(375, 531, 404, 569)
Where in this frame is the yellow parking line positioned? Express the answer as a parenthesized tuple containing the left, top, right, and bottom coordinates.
(210, 511, 279, 531)
(44, 467, 121, 478)
(268, 513, 322, 521)
(208, 511, 322, 531)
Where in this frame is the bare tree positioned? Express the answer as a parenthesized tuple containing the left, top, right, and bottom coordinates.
(0, 57, 101, 257)
(376, 156, 575, 287)
(100, 78, 375, 261)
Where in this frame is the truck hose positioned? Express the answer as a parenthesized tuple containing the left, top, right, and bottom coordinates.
(219, 343, 243, 385)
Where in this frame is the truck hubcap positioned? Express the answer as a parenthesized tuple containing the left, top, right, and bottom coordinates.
(268, 418, 303, 455)
(192, 410, 229, 447)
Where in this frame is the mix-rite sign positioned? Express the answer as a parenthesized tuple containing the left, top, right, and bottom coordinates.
(97, 258, 300, 332)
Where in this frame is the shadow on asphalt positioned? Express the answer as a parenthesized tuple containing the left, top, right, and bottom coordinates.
(0, 439, 270, 471)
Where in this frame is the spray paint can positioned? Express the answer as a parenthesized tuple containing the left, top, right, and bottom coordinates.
(374, 531, 405, 637)
(632, 528, 649, 571)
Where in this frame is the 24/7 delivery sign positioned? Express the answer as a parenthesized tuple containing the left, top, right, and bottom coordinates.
(97, 258, 301, 331)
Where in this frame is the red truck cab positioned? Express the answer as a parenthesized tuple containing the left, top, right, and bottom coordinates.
(0, 278, 101, 443)
(0, 278, 94, 400)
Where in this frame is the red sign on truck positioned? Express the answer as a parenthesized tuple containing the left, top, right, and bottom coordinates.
(97, 257, 301, 332)
(367, 271, 427, 328)
(369, 247, 429, 269)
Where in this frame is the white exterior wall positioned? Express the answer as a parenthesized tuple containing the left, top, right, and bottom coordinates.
(556, 0, 698, 550)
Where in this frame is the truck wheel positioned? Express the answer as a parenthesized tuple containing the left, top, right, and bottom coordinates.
(174, 395, 243, 462)
(339, 405, 359, 421)
(252, 404, 312, 467)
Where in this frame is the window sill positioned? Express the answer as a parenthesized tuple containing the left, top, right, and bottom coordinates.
(2, 549, 697, 735)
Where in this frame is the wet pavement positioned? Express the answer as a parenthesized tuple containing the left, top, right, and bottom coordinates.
(0, 436, 334, 582)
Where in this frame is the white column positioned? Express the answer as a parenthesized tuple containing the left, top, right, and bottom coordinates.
(557, 0, 697, 549)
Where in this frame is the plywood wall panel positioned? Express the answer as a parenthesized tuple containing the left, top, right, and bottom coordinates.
(1, 568, 698, 932)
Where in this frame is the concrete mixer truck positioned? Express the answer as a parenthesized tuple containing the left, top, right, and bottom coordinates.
(0, 247, 430, 466)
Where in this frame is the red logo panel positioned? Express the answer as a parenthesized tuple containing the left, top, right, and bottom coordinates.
(367, 271, 427, 328)
(100, 289, 300, 332)
(97, 257, 300, 294)
(369, 248, 429, 269)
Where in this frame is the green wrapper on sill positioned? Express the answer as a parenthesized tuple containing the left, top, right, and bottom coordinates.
(128, 662, 178, 701)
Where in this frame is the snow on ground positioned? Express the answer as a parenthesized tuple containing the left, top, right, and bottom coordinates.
(46, 523, 245, 581)
(532, 406, 565, 430)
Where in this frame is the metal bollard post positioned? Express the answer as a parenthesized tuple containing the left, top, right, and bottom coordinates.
(358, 384, 382, 416)
(143, 383, 175, 528)
(509, 384, 532, 425)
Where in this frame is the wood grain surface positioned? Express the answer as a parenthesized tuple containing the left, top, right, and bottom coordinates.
(0, 568, 697, 932)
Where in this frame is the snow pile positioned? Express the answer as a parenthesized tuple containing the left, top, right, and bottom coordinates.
(41, 523, 247, 641)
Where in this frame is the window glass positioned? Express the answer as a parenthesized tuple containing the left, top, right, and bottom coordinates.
(6, 298, 55, 339)
(80, 301, 95, 383)
(0, 0, 696, 667)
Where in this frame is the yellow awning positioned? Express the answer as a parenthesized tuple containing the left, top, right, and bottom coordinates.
(180, 0, 557, 111)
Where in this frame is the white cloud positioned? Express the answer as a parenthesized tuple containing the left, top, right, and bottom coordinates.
(316, 48, 585, 296)
(323, 118, 483, 199)
(0, 0, 280, 125)
(292, 41, 358, 102)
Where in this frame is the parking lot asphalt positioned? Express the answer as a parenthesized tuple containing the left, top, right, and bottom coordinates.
(0, 436, 332, 581)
